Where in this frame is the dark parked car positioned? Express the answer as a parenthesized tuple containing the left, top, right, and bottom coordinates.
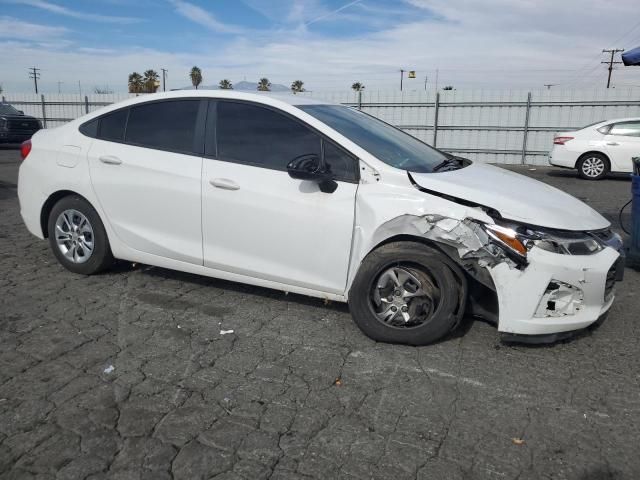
(0, 103, 42, 143)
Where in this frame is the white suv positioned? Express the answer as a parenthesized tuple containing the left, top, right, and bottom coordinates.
(18, 91, 623, 345)
(549, 117, 640, 179)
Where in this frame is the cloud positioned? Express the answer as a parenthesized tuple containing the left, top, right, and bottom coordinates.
(304, 0, 364, 26)
(9, 0, 142, 24)
(0, 15, 68, 41)
(168, 0, 246, 34)
(2, 0, 640, 93)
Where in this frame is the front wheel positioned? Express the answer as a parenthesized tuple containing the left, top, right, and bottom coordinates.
(577, 153, 609, 180)
(348, 242, 465, 346)
(47, 195, 114, 275)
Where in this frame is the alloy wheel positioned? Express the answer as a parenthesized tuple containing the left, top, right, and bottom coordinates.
(54, 209, 94, 264)
(581, 157, 605, 178)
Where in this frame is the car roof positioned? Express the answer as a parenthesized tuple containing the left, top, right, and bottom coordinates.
(130, 89, 331, 106)
(596, 117, 640, 125)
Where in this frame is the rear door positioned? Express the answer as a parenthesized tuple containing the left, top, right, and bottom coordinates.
(201, 100, 359, 294)
(88, 99, 206, 265)
(603, 121, 640, 172)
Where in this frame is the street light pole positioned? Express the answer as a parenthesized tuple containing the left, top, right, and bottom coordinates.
(400, 69, 404, 91)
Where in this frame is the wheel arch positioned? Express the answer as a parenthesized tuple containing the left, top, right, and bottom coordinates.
(40, 190, 98, 239)
(355, 233, 498, 325)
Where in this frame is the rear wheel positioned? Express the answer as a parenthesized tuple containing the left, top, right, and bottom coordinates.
(577, 153, 609, 180)
(348, 242, 465, 345)
(47, 195, 114, 275)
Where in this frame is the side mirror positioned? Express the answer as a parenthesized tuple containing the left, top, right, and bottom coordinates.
(18, 110, 24, 115)
(287, 154, 338, 194)
(287, 154, 322, 181)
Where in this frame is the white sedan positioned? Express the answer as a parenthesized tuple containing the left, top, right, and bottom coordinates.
(18, 91, 623, 345)
(549, 117, 640, 179)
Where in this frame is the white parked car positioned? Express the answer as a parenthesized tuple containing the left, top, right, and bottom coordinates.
(18, 91, 624, 345)
(549, 117, 640, 179)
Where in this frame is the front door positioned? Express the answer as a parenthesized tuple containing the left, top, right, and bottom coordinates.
(201, 100, 359, 294)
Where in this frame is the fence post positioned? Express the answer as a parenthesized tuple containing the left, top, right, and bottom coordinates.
(358, 89, 362, 110)
(521, 92, 532, 164)
(433, 92, 440, 147)
(40, 94, 47, 129)
(85, 95, 89, 114)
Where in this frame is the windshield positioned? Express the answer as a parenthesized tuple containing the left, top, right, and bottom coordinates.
(0, 104, 21, 115)
(298, 104, 449, 173)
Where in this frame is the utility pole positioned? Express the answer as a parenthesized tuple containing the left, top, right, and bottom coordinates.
(434, 68, 439, 92)
(602, 49, 624, 88)
(28, 67, 41, 94)
(57, 81, 63, 94)
(400, 69, 404, 91)
(424, 75, 428, 91)
(543, 84, 556, 90)
(161, 68, 168, 92)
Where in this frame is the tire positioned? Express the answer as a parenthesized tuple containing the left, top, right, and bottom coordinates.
(577, 153, 609, 180)
(348, 242, 466, 346)
(47, 195, 114, 275)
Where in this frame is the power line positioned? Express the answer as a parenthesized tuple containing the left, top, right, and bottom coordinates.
(602, 49, 624, 88)
(28, 66, 41, 94)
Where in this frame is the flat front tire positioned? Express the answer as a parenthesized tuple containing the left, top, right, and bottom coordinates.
(348, 242, 465, 346)
(47, 195, 114, 275)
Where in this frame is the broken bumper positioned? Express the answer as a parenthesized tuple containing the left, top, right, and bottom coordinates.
(490, 246, 620, 336)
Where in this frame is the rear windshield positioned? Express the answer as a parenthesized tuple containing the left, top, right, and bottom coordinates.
(298, 104, 448, 173)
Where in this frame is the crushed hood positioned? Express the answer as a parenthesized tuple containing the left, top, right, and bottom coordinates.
(410, 162, 609, 231)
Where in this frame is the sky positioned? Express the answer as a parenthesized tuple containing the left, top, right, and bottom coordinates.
(1, 0, 639, 94)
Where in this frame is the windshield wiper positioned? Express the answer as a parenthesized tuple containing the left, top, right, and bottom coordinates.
(432, 157, 463, 172)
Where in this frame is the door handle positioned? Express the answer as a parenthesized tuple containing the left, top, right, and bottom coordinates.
(209, 178, 240, 190)
(606, 142, 619, 146)
(99, 155, 122, 165)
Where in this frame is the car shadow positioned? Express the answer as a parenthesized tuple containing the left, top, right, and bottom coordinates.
(545, 169, 631, 181)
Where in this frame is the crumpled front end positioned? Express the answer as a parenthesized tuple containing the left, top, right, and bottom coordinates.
(490, 246, 619, 336)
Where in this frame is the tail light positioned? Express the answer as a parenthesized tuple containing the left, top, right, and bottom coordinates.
(20, 139, 32, 160)
(553, 136, 574, 145)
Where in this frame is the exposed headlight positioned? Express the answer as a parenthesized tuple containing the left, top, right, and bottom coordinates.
(482, 222, 604, 258)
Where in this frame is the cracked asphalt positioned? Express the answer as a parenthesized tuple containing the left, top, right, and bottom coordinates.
(1, 146, 640, 480)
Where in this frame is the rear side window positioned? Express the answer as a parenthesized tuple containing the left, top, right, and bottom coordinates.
(216, 101, 321, 170)
(125, 100, 200, 153)
(79, 119, 98, 138)
(98, 109, 128, 142)
(609, 121, 640, 137)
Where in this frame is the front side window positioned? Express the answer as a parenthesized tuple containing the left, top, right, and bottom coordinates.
(98, 109, 128, 142)
(125, 100, 200, 152)
(609, 121, 640, 137)
(216, 101, 321, 170)
(299, 104, 449, 173)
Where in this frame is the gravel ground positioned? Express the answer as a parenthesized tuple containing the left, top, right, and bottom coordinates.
(1, 146, 639, 480)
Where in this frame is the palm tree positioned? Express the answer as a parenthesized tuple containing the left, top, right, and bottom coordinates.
(142, 69, 159, 93)
(442, 85, 454, 90)
(128, 72, 144, 93)
(257, 78, 271, 91)
(190, 66, 203, 90)
(351, 82, 365, 92)
(291, 80, 305, 94)
(219, 79, 233, 90)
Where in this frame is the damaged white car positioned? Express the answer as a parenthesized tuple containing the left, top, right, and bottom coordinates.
(17, 91, 624, 345)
